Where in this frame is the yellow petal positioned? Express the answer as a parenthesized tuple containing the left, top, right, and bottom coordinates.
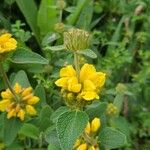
(7, 108, 16, 119)
(68, 77, 81, 93)
(91, 118, 101, 133)
(89, 72, 106, 88)
(83, 80, 96, 91)
(55, 77, 68, 89)
(1, 90, 13, 99)
(60, 65, 76, 77)
(0, 33, 12, 43)
(14, 83, 22, 94)
(85, 122, 91, 134)
(77, 143, 87, 150)
(27, 96, 39, 105)
(80, 64, 96, 82)
(89, 146, 96, 150)
(73, 139, 81, 148)
(26, 105, 37, 116)
(17, 109, 25, 121)
(0, 99, 11, 111)
(22, 87, 32, 97)
(81, 91, 99, 101)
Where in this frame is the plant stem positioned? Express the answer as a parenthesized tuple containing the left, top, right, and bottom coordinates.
(74, 52, 80, 77)
(59, 9, 63, 22)
(0, 62, 19, 101)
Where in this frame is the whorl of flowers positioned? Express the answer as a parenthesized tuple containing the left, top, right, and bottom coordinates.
(64, 28, 90, 51)
(0, 83, 39, 121)
(55, 63, 106, 101)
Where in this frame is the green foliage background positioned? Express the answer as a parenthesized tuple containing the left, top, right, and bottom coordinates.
(0, 0, 150, 150)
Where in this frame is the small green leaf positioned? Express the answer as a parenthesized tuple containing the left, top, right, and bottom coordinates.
(56, 110, 89, 150)
(19, 123, 40, 139)
(10, 48, 49, 64)
(45, 127, 61, 150)
(86, 102, 107, 118)
(45, 45, 65, 51)
(42, 32, 60, 46)
(12, 70, 31, 87)
(99, 127, 126, 149)
(50, 106, 69, 123)
(4, 118, 22, 145)
(34, 84, 47, 106)
(38, 105, 54, 131)
(77, 49, 97, 58)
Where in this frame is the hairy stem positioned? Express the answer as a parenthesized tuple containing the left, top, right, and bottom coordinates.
(0, 62, 19, 101)
(74, 52, 80, 78)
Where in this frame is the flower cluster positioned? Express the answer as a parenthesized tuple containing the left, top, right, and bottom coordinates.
(0, 83, 39, 121)
(64, 28, 90, 51)
(55, 64, 105, 104)
(106, 103, 118, 115)
(74, 118, 101, 150)
(0, 33, 17, 54)
(55, 63, 106, 102)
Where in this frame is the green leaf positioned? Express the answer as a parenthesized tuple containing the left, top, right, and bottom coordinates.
(19, 123, 40, 139)
(4, 118, 22, 145)
(45, 127, 61, 150)
(50, 106, 69, 123)
(42, 33, 60, 47)
(34, 84, 47, 106)
(67, 0, 89, 25)
(38, 105, 53, 131)
(45, 45, 65, 51)
(86, 102, 107, 119)
(113, 93, 124, 114)
(12, 70, 31, 87)
(99, 127, 126, 149)
(10, 48, 49, 64)
(77, 49, 97, 58)
(16, 0, 40, 43)
(56, 110, 89, 150)
(76, 1, 93, 30)
(38, 0, 59, 36)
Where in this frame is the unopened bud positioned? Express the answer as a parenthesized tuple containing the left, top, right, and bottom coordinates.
(91, 117, 101, 133)
(64, 28, 90, 51)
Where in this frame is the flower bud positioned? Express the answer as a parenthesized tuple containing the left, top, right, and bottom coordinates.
(106, 103, 118, 115)
(54, 23, 65, 33)
(91, 118, 101, 133)
(89, 146, 96, 150)
(64, 28, 90, 51)
(73, 139, 81, 148)
(116, 83, 126, 93)
(77, 143, 87, 150)
(85, 122, 91, 134)
(57, 0, 66, 10)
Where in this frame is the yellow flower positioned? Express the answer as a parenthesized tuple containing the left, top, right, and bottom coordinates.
(0, 99, 11, 112)
(85, 122, 91, 134)
(77, 143, 87, 150)
(26, 105, 37, 116)
(73, 139, 81, 149)
(64, 28, 90, 51)
(55, 64, 106, 101)
(0, 83, 39, 121)
(0, 33, 17, 54)
(89, 146, 96, 150)
(91, 118, 101, 133)
(17, 109, 25, 121)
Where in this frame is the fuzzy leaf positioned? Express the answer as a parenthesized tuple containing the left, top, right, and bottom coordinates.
(56, 110, 88, 150)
